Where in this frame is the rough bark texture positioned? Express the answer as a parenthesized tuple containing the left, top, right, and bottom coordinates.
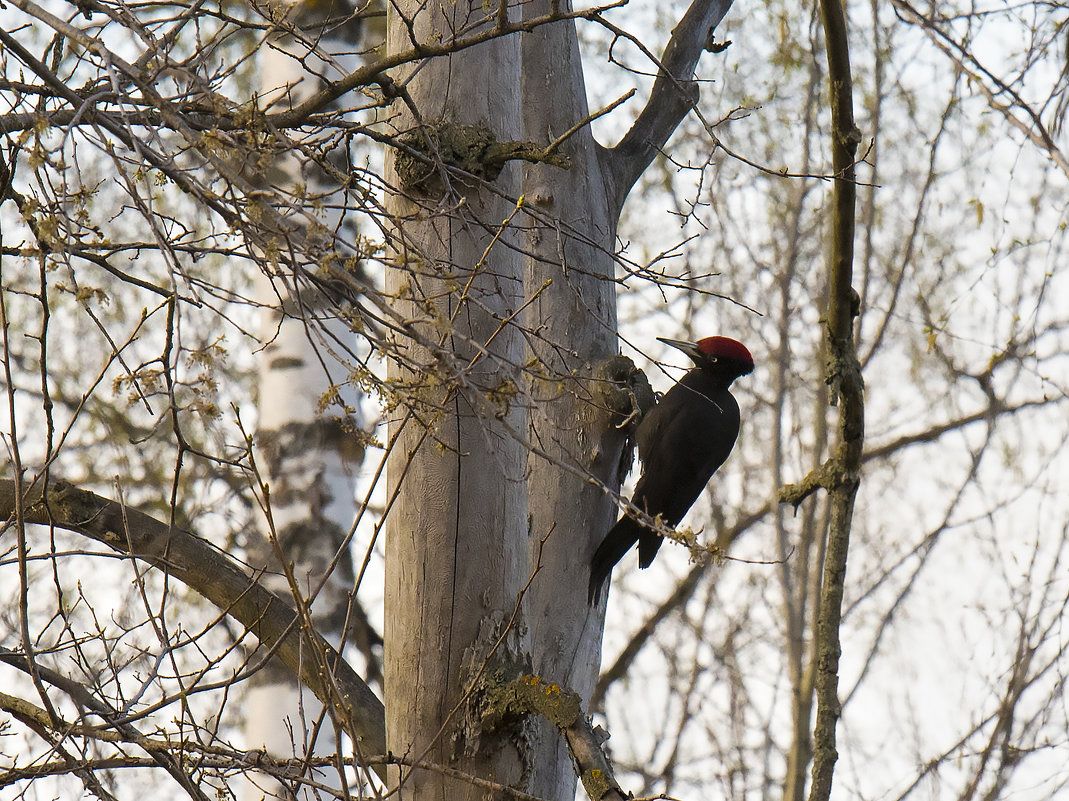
(383, 4, 528, 800)
(518, 7, 625, 796)
(380, 2, 736, 799)
(513, 19, 737, 794)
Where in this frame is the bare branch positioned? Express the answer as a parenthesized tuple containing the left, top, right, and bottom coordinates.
(807, 1, 864, 799)
(602, 0, 735, 214)
(891, 0, 1069, 179)
(0, 478, 388, 772)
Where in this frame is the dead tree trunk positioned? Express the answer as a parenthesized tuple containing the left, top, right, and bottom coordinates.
(382, 4, 529, 799)
(518, 6, 628, 795)
(382, 2, 735, 799)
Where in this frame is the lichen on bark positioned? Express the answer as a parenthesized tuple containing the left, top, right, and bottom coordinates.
(394, 119, 570, 194)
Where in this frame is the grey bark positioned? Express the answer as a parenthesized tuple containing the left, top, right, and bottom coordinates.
(382, 4, 528, 800)
(380, 2, 735, 799)
(517, 6, 736, 793)
(517, 7, 624, 796)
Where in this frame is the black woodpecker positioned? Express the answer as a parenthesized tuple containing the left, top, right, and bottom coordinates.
(589, 336, 754, 605)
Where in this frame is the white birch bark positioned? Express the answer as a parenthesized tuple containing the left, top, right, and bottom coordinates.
(241, 4, 366, 797)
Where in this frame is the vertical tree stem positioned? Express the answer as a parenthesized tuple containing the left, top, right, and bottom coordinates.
(809, 1, 865, 800)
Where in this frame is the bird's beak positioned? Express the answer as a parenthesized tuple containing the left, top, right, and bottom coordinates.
(657, 337, 704, 362)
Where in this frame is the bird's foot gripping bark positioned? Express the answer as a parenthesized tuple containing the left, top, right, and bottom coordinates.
(596, 354, 656, 427)
(594, 355, 656, 485)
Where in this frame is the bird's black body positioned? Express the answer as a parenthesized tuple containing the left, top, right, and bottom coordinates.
(589, 336, 753, 605)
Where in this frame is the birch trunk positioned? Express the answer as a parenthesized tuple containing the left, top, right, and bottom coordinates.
(242, 5, 365, 797)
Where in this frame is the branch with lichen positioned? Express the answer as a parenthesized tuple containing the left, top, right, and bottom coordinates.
(394, 120, 570, 193)
(777, 450, 856, 509)
(480, 674, 627, 801)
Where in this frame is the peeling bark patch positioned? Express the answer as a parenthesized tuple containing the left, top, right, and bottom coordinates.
(395, 120, 504, 193)
(452, 614, 535, 788)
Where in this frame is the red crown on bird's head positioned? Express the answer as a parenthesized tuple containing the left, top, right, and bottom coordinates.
(696, 336, 754, 368)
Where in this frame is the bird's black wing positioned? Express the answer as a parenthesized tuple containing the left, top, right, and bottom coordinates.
(632, 379, 740, 527)
(588, 372, 741, 603)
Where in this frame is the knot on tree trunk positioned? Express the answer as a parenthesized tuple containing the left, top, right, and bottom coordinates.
(595, 355, 655, 423)
(395, 119, 570, 195)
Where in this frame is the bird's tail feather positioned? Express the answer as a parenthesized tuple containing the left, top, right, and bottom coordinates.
(589, 516, 645, 605)
(637, 527, 663, 569)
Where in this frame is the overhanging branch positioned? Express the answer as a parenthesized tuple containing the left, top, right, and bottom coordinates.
(0, 478, 387, 775)
(601, 0, 735, 215)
